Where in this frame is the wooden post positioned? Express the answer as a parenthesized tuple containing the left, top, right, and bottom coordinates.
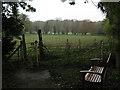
(100, 40, 103, 59)
(38, 29, 44, 61)
(35, 40, 39, 67)
(66, 39, 69, 50)
(22, 34, 26, 60)
(22, 25, 27, 60)
(94, 39, 97, 48)
(20, 41, 23, 60)
(18, 47, 20, 61)
(18, 40, 20, 61)
(66, 39, 70, 58)
(67, 39, 68, 46)
(78, 39, 81, 50)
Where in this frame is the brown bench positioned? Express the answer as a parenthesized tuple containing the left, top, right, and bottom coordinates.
(80, 53, 111, 88)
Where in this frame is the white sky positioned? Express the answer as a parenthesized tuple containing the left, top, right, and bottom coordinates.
(20, 0, 106, 22)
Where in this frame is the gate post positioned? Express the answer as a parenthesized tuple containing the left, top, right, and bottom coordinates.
(21, 25, 27, 60)
(38, 29, 44, 61)
(35, 40, 39, 67)
(100, 40, 104, 59)
(78, 39, 81, 50)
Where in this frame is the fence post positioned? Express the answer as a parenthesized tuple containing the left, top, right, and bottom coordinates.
(21, 25, 27, 60)
(78, 39, 81, 50)
(66, 39, 70, 58)
(66, 39, 70, 50)
(38, 29, 44, 62)
(18, 40, 20, 61)
(100, 40, 104, 59)
(20, 41, 23, 60)
(66, 39, 68, 48)
(94, 39, 97, 48)
(18, 46, 20, 61)
(35, 40, 39, 67)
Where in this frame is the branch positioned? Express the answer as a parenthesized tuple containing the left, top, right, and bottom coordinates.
(91, 0, 98, 8)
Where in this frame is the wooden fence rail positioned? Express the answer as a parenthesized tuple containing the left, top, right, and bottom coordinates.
(7, 44, 21, 60)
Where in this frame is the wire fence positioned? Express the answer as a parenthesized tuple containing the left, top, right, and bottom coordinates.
(8, 38, 112, 67)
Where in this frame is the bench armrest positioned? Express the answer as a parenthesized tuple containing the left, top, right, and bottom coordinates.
(80, 70, 102, 75)
(90, 58, 101, 61)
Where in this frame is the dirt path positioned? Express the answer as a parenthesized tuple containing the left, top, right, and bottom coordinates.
(14, 68, 56, 88)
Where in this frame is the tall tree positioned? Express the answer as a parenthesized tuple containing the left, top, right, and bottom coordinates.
(2, 2, 36, 60)
(43, 21, 50, 34)
(98, 2, 120, 39)
(98, 2, 120, 68)
(18, 13, 32, 32)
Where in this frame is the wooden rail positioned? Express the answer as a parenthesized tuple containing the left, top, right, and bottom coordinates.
(6, 44, 21, 60)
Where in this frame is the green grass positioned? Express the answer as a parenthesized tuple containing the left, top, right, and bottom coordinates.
(38, 46, 110, 88)
(24, 34, 108, 47)
(25, 34, 108, 43)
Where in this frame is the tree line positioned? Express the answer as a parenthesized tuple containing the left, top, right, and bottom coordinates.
(22, 14, 104, 35)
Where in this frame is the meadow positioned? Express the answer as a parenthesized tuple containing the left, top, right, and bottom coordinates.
(24, 34, 109, 47)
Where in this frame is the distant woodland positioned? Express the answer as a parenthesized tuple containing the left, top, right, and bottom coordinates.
(22, 14, 104, 35)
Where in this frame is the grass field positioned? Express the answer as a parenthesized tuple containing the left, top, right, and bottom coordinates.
(24, 34, 109, 47)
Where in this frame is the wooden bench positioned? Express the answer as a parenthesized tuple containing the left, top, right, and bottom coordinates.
(80, 53, 111, 88)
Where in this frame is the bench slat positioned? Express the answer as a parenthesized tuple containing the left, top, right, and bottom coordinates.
(85, 73, 101, 83)
(84, 66, 104, 83)
(95, 74, 101, 82)
(91, 74, 96, 82)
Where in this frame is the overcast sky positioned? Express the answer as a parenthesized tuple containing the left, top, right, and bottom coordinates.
(19, 0, 106, 22)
